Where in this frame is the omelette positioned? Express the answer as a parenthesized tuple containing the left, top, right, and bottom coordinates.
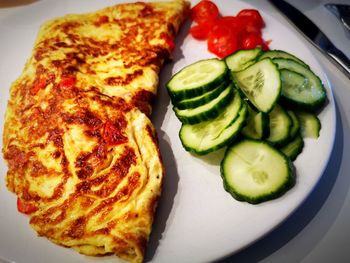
(2, 1, 189, 262)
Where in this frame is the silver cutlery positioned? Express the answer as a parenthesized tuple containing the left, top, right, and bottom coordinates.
(269, 0, 350, 79)
(325, 3, 350, 32)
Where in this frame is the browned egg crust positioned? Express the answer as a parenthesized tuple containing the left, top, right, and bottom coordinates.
(2, 1, 190, 262)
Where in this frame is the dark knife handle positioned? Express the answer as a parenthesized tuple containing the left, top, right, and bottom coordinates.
(326, 47, 350, 79)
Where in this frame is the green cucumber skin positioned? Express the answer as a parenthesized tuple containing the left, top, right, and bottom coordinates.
(286, 110, 300, 140)
(220, 139, 295, 204)
(174, 86, 234, 124)
(261, 113, 270, 139)
(166, 59, 229, 102)
(174, 80, 228, 110)
(258, 50, 310, 68)
(280, 134, 304, 161)
(273, 59, 327, 112)
(180, 103, 247, 155)
(266, 104, 292, 147)
(168, 71, 228, 102)
(279, 69, 325, 112)
(233, 58, 282, 113)
(279, 95, 327, 113)
(241, 104, 270, 140)
(225, 47, 263, 72)
(296, 111, 321, 138)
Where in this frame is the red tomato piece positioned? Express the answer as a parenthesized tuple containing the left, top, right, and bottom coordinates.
(235, 16, 262, 36)
(190, 23, 213, 40)
(30, 77, 47, 95)
(59, 76, 76, 90)
(237, 9, 265, 29)
(217, 16, 261, 41)
(103, 120, 127, 146)
(191, 0, 219, 25)
(216, 16, 244, 36)
(262, 39, 271, 51)
(98, 15, 109, 24)
(17, 198, 38, 214)
(207, 24, 239, 58)
(240, 34, 264, 49)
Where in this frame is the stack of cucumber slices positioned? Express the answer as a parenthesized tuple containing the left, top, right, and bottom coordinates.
(166, 47, 327, 204)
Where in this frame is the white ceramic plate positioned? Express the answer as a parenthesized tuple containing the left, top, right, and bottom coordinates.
(0, 1, 336, 263)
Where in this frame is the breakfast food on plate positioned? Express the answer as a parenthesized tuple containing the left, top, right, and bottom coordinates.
(189, 1, 270, 58)
(166, 47, 327, 203)
(2, 0, 189, 262)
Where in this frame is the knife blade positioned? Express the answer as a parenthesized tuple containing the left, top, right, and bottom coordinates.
(268, 0, 350, 79)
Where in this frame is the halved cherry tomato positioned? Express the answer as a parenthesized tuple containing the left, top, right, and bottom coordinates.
(17, 198, 38, 214)
(237, 9, 265, 29)
(235, 16, 262, 36)
(191, 0, 219, 25)
(240, 33, 264, 49)
(214, 16, 261, 42)
(190, 25, 208, 40)
(190, 21, 214, 40)
(189, 4, 269, 58)
(216, 16, 242, 34)
(207, 24, 239, 58)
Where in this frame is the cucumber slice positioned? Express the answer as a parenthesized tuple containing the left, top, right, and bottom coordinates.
(174, 84, 233, 124)
(179, 91, 246, 155)
(273, 58, 327, 111)
(258, 50, 309, 68)
(241, 103, 269, 139)
(225, 47, 263, 72)
(233, 58, 281, 113)
(174, 81, 227, 110)
(221, 139, 294, 204)
(296, 111, 321, 138)
(287, 110, 300, 140)
(280, 134, 304, 161)
(266, 104, 292, 146)
(167, 58, 228, 101)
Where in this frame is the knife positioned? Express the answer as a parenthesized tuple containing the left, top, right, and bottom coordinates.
(268, 0, 350, 79)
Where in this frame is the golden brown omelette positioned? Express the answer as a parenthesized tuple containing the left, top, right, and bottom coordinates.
(2, 1, 189, 262)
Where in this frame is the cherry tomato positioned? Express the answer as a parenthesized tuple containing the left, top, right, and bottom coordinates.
(190, 22, 214, 40)
(207, 24, 239, 58)
(240, 34, 264, 49)
(238, 16, 262, 36)
(17, 198, 38, 214)
(189, 3, 269, 58)
(216, 16, 243, 35)
(237, 9, 265, 29)
(191, 0, 219, 25)
(216, 16, 261, 40)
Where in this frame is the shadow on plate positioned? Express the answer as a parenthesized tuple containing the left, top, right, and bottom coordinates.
(0, 0, 38, 8)
(144, 19, 191, 262)
(218, 99, 345, 262)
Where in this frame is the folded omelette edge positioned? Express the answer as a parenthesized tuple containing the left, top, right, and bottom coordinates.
(2, 1, 190, 262)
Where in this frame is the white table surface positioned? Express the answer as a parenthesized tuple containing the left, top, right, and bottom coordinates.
(221, 0, 350, 262)
(0, 0, 349, 262)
